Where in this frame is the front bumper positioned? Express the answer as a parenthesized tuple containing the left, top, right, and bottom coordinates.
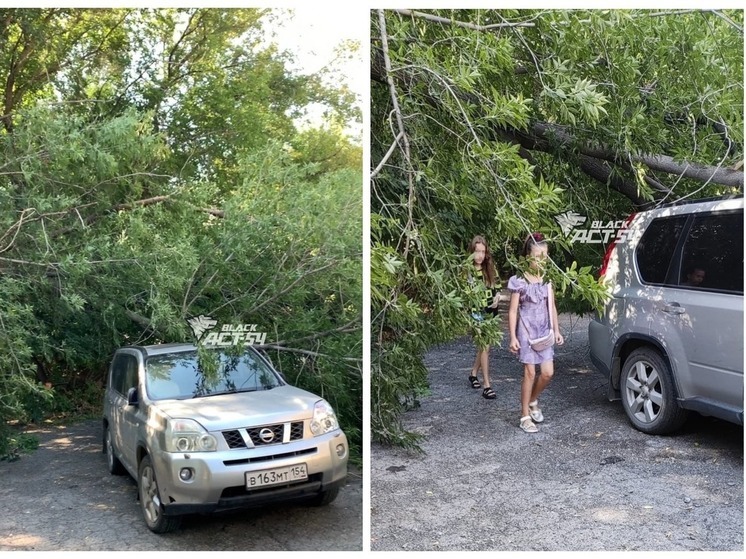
(152, 429, 348, 515)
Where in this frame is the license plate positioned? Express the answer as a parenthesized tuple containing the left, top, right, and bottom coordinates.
(246, 464, 308, 489)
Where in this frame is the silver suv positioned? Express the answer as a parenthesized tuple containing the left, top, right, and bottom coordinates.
(589, 196, 743, 434)
(102, 343, 348, 533)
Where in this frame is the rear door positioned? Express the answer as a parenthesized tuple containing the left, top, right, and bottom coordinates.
(624, 213, 691, 370)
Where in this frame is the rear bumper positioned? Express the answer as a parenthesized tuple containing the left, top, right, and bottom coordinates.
(589, 347, 610, 377)
(588, 317, 612, 377)
(588, 317, 621, 400)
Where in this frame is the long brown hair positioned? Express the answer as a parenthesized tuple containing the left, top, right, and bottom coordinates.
(468, 235, 497, 287)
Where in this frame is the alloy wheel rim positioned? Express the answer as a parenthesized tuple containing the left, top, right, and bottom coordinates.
(625, 360, 663, 423)
(141, 465, 161, 525)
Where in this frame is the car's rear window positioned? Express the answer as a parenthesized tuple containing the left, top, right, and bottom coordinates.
(636, 215, 688, 285)
(677, 210, 743, 294)
(145, 349, 282, 400)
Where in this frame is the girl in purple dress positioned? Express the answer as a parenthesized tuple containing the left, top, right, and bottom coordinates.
(507, 233, 564, 433)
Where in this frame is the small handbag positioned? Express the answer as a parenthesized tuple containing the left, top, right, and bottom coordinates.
(519, 283, 555, 352)
(528, 328, 555, 352)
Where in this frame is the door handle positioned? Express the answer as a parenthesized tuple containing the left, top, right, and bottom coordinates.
(663, 302, 686, 315)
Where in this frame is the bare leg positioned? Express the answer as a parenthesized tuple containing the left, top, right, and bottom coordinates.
(530, 360, 555, 403)
(481, 346, 491, 388)
(470, 352, 482, 378)
(521, 363, 536, 417)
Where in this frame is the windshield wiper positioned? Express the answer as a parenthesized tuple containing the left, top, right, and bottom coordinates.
(192, 388, 259, 398)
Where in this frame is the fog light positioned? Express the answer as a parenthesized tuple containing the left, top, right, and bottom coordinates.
(335, 444, 346, 458)
(179, 468, 194, 482)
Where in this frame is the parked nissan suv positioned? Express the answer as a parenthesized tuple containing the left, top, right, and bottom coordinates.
(102, 343, 348, 533)
(589, 196, 743, 434)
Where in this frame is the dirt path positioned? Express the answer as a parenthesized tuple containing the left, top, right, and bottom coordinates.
(0, 419, 362, 551)
(371, 314, 744, 551)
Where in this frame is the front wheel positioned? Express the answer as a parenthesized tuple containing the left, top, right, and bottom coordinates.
(138, 455, 181, 533)
(620, 347, 688, 434)
(308, 485, 340, 506)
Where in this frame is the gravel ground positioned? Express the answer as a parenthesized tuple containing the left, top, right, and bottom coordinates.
(371, 314, 744, 552)
(0, 419, 362, 551)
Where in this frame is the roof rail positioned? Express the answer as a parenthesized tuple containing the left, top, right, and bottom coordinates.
(659, 193, 743, 209)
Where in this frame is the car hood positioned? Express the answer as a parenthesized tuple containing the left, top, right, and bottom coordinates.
(154, 385, 321, 430)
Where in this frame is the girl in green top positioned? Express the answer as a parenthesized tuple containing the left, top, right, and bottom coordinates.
(467, 235, 501, 399)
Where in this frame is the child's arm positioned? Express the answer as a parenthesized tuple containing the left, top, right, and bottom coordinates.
(508, 292, 520, 353)
(550, 284, 564, 345)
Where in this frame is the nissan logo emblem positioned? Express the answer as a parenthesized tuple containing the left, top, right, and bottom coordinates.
(259, 428, 275, 443)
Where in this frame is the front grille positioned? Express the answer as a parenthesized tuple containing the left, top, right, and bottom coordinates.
(247, 424, 284, 446)
(221, 421, 305, 449)
(223, 430, 245, 449)
(290, 421, 304, 440)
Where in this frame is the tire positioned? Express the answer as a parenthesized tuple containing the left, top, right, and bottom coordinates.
(104, 425, 126, 476)
(138, 455, 181, 533)
(308, 485, 340, 506)
(620, 347, 689, 434)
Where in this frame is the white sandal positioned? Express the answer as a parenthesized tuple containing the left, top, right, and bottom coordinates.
(529, 400, 544, 423)
(520, 416, 538, 433)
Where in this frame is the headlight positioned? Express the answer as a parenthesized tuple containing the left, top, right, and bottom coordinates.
(165, 419, 217, 452)
(310, 400, 339, 436)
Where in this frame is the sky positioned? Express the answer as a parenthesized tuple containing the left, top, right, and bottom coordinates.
(263, 6, 366, 137)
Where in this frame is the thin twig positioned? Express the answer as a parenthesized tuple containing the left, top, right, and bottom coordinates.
(0, 208, 32, 254)
(256, 344, 362, 366)
(392, 9, 534, 30)
(710, 10, 743, 33)
(378, 10, 415, 258)
(371, 130, 404, 179)
(238, 262, 337, 316)
(272, 319, 361, 347)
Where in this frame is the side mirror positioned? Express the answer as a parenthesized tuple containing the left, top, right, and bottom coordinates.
(126, 387, 139, 406)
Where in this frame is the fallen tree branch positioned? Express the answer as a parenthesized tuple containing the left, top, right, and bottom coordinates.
(271, 319, 362, 347)
(391, 9, 535, 30)
(378, 10, 416, 258)
(256, 344, 362, 366)
(49, 195, 225, 238)
(245, 261, 337, 316)
(370, 130, 404, 179)
(371, 46, 744, 204)
(510, 122, 744, 189)
(125, 309, 153, 330)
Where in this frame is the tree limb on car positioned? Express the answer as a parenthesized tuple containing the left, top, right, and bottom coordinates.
(371, 47, 744, 207)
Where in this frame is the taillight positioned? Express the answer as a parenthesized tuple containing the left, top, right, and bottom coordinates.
(598, 213, 636, 278)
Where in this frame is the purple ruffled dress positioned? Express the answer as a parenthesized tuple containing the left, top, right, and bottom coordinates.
(508, 276, 554, 364)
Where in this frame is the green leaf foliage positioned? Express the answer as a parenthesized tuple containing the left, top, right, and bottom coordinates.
(0, 9, 362, 461)
(370, 9, 742, 445)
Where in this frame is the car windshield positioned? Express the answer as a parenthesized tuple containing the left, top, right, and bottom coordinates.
(145, 349, 282, 400)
